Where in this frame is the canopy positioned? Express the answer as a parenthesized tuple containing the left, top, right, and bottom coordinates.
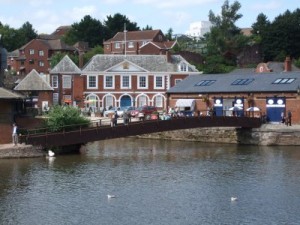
(229, 106, 243, 111)
(175, 99, 195, 110)
(246, 107, 260, 111)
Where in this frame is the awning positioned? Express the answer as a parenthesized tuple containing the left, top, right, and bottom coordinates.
(175, 99, 195, 109)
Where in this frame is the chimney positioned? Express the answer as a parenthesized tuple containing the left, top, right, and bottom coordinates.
(166, 50, 171, 62)
(78, 52, 84, 68)
(284, 56, 291, 72)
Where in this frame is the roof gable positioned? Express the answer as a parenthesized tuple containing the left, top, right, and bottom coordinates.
(0, 87, 24, 99)
(14, 69, 53, 91)
(105, 60, 148, 72)
(104, 30, 163, 43)
(50, 55, 81, 74)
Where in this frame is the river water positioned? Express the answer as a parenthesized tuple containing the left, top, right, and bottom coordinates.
(1, 138, 300, 225)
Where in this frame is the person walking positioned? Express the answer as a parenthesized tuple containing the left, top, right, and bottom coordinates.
(12, 123, 18, 146)
(287, 110, 292, 126)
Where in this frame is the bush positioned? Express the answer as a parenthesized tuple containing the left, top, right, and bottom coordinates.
(45, 105, 90, 132)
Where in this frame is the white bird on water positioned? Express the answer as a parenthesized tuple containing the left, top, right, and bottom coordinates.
(231, 197, 238, 202)
(48, 150, 55, 157)
(107, 194, 116, 199)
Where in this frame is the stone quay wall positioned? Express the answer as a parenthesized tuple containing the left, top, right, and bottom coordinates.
(138, 124, 300, 146)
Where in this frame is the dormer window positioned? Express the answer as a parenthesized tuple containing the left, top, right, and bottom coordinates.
(178, 62, 188, 72)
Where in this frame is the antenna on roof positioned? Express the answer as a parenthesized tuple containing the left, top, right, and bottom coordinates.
(124, 23, 127, 57)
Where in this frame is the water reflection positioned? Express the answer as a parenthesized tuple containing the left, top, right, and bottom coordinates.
(1, 138, 300, 225)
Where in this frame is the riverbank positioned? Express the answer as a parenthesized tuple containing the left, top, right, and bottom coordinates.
(1, 123, 299, 159)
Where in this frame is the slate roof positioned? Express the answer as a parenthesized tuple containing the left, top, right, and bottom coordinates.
(167, 71, 300, 94)
(14, 69, 53, 91)
(104, 30, 162, 42)
(0, 87, 24, 99)
(82, 54, 199, 73)
(50, 55, 81, 74)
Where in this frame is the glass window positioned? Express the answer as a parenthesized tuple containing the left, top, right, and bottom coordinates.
(128, 42, 134, 48)
(52, 75, 58, 88)
(53, 93, 59, 105)
(231, 79, 254, 85)
(62, 75, 72, 88)
(88, 75, 97, 88)
(272, 78, 296, 84)
(175, 79, 182, 85)
(29, 49, 34, 55)
(115, 42, 121, 49)
(138, 96, 147, 106)
(105, 95, 113, 108)
(155, 96, 163, 107)
(122, 75, 130, 88)
(155, 76, 163, 88)
(105, 75, 113, 88)
(138, 76, 147, 88)
(179, 63, 188, 72)
(39, 50, 44, 56)
(39, 61, 44, 67)
(195, 80, 216, 86)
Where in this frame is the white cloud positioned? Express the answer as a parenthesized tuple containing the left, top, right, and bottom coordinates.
(66, 5, 98, 21)
(251, 1, 282, 11)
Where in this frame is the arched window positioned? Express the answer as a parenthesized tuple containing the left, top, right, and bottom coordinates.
(138, 96, 147, 106)
(154, 95, 163, 107)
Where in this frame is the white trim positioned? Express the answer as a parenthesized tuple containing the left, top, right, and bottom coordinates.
(154, 75, 165, 89)
(137, 75, 148, 89)
(87, 75, 98, 89)
(62, 75, 72, 89)
(121, 74, 131, 89)
(104, 75, 115, 89)
(52, 75, 58, 88)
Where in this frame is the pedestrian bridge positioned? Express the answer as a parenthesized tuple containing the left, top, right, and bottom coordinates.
(21, 116, 262, 148)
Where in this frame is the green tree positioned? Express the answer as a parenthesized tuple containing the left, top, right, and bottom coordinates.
(83, 45, 103, 65)
(165, 28, 174, 41)
(45, 105, 90, 132)
(201, 0, 247, 73)
(103, 13, 140, 40)
(50, 52, 79, 68)
(142, 25, 153, 30)
(64, 15, 104, 48)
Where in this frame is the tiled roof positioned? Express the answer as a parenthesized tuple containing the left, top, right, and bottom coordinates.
(104, 30, 162, 42)
(167, 71, 300, 94)
(14, 69, 53, 91)
(0, 87, 24, 99)
(50, 55, 81, 74)
(19, 38, 76, 51)
(82, 54, 199, 73)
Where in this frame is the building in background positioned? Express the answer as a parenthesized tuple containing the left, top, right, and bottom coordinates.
(185, 21, 213, 39)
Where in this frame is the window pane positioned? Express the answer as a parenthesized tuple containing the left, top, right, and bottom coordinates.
(52, 76, 58, 88)
(155, 96, 163, 107)
(122, 76, 130, 88)
(105, 96, 113, 108)
(156, 76, 163, 88)
(63, 75, 72, 88)
(89, 76, 96, 88)
(139, 76, 146, 88)
(138, 96, 146, 106)
(105, 76, 113, 88)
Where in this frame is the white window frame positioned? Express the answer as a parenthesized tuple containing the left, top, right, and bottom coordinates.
(121, 75, 131, 89)
(52, 75, 58, 88)
(87, 75, 98, 89)
(115, 42, 121, 49)
(138, 75, 148, 89)
(138, 96, 147, 107)
(178, 62, 188, 72)
(62, 75, 72, 89)
(39, 61, 44, 67)
(105, 95, 114, 108)
(39, 50, 44, 56)
(104, 75, 114, 89)
(128, 42, 134, 48)
(155, 95, 163, 107)
(53, 93, 59, 105)
(29, 49, 34, 55)
(154, 75, 164, 89)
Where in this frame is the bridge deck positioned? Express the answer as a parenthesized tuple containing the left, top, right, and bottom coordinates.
(22, 116, 262, 148)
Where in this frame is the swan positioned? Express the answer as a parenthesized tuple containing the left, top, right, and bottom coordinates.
(48, 150, 55, 157)
(231, 197, 238, 202)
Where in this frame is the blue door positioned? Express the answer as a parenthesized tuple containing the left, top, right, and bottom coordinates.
(120, 95, 131, 107)
(213, 98, 223, 116)
(266, 97, 285, 123)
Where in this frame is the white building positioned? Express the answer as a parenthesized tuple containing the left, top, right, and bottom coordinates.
(185, 21, 213, 39)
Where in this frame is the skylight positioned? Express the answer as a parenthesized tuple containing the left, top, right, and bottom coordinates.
(195, 80, 216, 86)
(231, 79, 254, 85)
(272, 78, 296, 84)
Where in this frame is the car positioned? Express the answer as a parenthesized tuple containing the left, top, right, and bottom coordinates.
(130, 105, 158, 119)
(103, 107, 124, 117)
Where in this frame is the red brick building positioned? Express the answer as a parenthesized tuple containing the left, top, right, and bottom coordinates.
(103, 29, 176, 55)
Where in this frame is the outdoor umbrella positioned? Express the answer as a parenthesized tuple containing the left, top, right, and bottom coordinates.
(246, 107, 260, 111)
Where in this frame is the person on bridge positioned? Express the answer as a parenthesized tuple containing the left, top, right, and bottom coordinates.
(287, 110, 292, 126)
(12, 123, 18, 146)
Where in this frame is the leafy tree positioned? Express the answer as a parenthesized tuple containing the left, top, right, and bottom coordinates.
(83, 45, 103, 65)
(18, 22, 38, 44)
(63, 15, 104, 48)
(142, 25, 153, 30)
(50, 52, 79, 68)
(103, 13, 140, 40)
(165, 28, 174, 41)
(45, 105, 90, 132)
(201, 0, 247, 73)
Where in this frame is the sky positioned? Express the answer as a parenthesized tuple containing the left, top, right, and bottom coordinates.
(0, 0, 299, 35)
